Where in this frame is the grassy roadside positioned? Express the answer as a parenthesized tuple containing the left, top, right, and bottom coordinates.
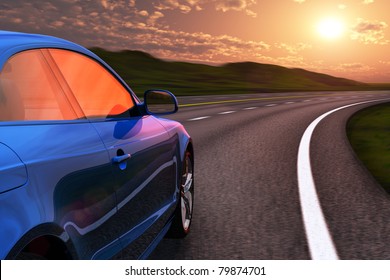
(347, 103, 390, 193)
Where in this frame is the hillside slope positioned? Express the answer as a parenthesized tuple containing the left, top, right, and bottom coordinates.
(91, 48, 370, 96)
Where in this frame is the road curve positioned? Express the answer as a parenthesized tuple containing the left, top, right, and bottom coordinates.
(147, 91, 390, 260)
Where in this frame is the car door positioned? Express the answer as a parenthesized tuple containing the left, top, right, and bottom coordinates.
(0, 49, 120, 260)
(49, 49, 179, 258)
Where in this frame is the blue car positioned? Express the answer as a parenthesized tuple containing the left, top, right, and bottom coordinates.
(0, 31, 194, 259)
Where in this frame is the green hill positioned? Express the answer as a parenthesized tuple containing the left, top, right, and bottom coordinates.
(90, 48, 388, 96)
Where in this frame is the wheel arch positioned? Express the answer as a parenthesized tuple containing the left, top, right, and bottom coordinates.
(178, 137, 194, 189)
(184, 139, 194, 162)
(6, 223, 77, 260)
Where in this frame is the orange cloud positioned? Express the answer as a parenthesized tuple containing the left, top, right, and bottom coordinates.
(214, 0, 257, 17)
(350, 18, 389, 45)
(337, 63, 373, 73)
(275, 43, 312, 55)
(155, 0, 193, 14)
(154, 0, 257, 17)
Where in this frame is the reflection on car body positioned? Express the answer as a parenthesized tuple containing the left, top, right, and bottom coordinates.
(0, 31, 194, 260)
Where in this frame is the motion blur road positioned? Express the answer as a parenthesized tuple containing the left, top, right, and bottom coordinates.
(147, 91, 390, 260)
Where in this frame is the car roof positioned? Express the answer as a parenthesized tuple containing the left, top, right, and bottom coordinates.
(0, 30, 101, 70)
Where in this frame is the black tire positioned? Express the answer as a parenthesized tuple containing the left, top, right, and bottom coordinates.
(166, 150, 194, 238)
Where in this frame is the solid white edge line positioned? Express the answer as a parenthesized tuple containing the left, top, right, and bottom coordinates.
(297, 98, 390, 260)
(297, 115, 339, 260)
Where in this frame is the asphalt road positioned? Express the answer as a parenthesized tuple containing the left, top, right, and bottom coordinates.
(148, 91, 390, 260)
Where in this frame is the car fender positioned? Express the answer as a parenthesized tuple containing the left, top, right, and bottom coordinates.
(5, 222, 77, 259)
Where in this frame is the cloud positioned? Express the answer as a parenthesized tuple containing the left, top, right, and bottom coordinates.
(379, 60, 390, 65)
(336, 63, 374, 75)
(121, 27, 270, 63)
(275, 43, 312, 55)
(155, 0, 193, 14)
(0, 1, 269, 64)
(214, 0, 257, 17)
(101, 0, 118, 10)
(51, 20, 65, 27)
(147, 11, 164, 26)
(186, 0, 203, 11)
(362, 0, 374, 4)
(272, 55, 306, 67)
(293, 0, 306, 4)
(138, 10, 149, 17)
(339, 63, 366, 70)
(154, 0, 257, 17)
(350, 18, 389, 45)
(12, 18, 23, 24)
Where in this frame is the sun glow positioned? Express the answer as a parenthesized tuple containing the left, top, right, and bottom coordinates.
(317, 18, 345, 39)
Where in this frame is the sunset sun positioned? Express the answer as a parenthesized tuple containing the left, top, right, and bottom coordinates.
(317, 18, 345, 39)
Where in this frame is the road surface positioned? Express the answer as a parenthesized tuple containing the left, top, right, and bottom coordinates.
(147, 91, 390, 260)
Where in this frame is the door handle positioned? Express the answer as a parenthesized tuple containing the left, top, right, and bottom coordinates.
(112, 154, 131, 164)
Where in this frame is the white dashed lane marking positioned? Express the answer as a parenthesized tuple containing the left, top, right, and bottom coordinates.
(244, 107, 258, 110)
(218, 111, 236, 115)
(188, 116, 211, 121)
(184, 95, 387, 122)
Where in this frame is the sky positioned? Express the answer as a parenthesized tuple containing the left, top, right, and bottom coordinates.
(0, 0, 389, 83)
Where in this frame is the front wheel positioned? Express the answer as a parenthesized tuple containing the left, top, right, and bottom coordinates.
(167, 150, 194, 238)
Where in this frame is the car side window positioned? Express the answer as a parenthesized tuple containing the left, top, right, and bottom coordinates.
(49, 49, 135, 119)
(0, 50, 79, 122)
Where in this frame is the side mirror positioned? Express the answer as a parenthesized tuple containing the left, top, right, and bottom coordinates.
(143, 90, 178, 115)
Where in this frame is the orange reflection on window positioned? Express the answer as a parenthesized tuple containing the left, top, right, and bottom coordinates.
(0, 50, 78, 121)
(49, 49, 135, 118)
